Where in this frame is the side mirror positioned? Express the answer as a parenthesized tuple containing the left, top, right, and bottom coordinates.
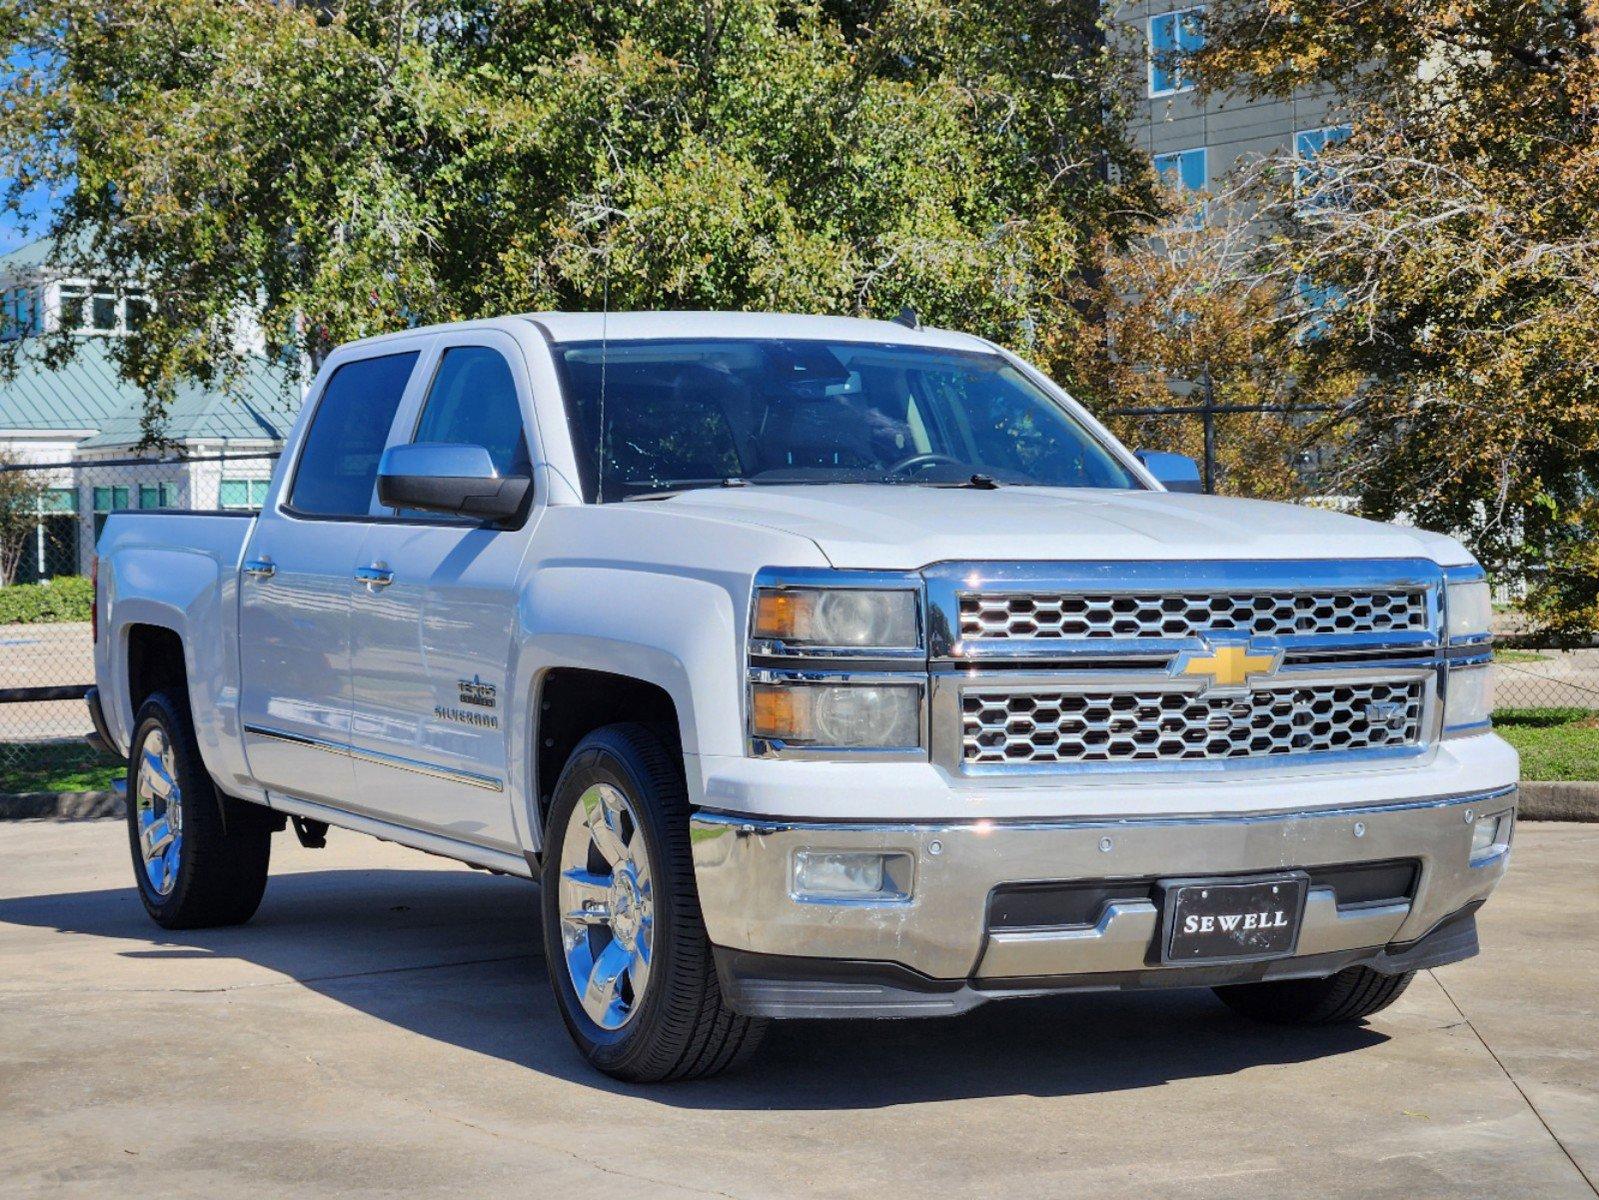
(377, 443, 531, 522)
(1135, 450, 1204, 495)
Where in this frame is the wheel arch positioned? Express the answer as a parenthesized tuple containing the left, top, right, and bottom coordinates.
(532, 667, 683, 844)
(125, 622, 190, 718)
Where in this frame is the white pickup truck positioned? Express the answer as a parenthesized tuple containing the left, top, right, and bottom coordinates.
(90, 312, 1517, 1081)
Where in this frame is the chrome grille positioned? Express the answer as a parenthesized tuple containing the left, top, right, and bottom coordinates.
(961, 680, 1425, 766)
(959, 589, 1428, 641)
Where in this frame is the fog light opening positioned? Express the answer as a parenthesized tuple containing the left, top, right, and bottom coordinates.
(1470, 812, 1512, 863)
(792, 850, 913, 903)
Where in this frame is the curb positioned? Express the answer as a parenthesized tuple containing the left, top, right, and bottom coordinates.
(1517, 781, 1599, 823)
(0, 791, 123, 821)
(2, 785, 1596, 823)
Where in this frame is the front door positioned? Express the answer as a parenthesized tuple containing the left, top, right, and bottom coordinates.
(347, 336, 537, 853)
(238, 348, 422, 808)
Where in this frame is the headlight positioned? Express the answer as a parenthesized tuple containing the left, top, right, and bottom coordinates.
(753, 587, 919, 650)
(1445, 578, 1492, 642)
(1444, 664, 1494, 735)
(751, 682, 922, 749)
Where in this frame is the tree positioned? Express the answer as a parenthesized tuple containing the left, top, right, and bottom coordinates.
(1190, 1, 1599, 635)
(0, 0, 1159, 438)
(1060, 181, 1359, 500)
(0, 450, 46, 586)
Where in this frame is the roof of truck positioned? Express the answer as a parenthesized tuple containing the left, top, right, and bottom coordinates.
(519, 310, 996, 351)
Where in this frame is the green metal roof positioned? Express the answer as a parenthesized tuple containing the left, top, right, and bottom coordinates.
(0, 338, 303, 446)
(0, 232, 90, 279)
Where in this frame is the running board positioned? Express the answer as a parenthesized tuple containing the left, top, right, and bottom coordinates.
(264, 792, 533, 878)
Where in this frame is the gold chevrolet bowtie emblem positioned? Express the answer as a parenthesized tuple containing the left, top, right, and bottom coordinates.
(1179, 643, 1279, 689)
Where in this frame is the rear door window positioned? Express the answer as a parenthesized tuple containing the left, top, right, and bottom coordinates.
(289, 351, 419, 517)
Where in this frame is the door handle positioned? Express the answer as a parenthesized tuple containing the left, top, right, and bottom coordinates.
(243, 558, 276, 580)
(354, 565, 394, 590)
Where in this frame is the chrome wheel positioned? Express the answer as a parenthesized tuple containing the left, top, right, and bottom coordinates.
(135, 726, 183, 896)
(557, 782, 654, 1031)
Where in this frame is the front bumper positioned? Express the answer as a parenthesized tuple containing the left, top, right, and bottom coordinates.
(690, 785, 1516, 1017)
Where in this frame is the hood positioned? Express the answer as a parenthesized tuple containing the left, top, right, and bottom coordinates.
(653, 485, 1473, 570)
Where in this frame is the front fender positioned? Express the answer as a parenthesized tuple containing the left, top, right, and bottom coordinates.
(514, 564, 745, 758)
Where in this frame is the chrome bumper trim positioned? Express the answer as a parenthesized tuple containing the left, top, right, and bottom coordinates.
(690, 786, 1515, 981)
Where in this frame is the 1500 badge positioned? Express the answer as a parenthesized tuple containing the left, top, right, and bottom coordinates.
(436, 676, 499, 728)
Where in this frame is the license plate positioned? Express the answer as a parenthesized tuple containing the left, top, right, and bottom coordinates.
(1162, 874, 1307, 964)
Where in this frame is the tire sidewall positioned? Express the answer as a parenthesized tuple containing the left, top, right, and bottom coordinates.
(541, 734, 684, 1074)
(125, 695, 203, 920)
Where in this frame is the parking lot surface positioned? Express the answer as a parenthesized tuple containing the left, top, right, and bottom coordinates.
(1, 819, 1594, 1199)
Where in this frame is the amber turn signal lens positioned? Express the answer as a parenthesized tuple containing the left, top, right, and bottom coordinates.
(750, 684, 803, 740)
(753, 591, 812, 642)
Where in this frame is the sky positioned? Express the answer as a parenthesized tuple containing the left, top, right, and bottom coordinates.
(1, 47, 59, 254)
(0, 197, 51, 255)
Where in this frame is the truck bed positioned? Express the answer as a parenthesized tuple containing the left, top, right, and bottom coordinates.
(92, 509, 261, 786)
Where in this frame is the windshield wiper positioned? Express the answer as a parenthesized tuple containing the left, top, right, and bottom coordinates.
(921, 473, 1000, 490)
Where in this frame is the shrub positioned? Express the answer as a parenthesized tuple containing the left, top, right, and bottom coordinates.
(0, 575, 93, 624)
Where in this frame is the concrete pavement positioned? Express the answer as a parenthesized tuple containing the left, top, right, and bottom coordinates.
(0, 819, 1594, 1199)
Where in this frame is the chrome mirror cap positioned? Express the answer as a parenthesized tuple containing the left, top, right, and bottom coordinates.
(377, 442, 531, 521)
(1135, 450, 1204, 494)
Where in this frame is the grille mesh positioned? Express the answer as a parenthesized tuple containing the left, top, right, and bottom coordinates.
(959, 589, 1427, 641)
(962, 680, 1425, 766)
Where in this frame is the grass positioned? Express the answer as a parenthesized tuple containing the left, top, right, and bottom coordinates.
(1492, 707, 1599, 782)
(1494, 648, 1551, 664)
(0, 740, 122, 795)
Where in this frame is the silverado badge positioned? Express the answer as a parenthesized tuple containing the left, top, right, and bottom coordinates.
(434, 676, 500, 729)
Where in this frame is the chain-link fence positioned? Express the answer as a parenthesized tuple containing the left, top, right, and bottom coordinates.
(1492, 642, 1599, 711)
(0, 454, 1592, 793)
(0, 452, 277, 792)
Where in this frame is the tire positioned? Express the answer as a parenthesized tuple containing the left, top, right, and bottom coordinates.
(1213, 965, 1415, 1026)
(126, 690, 272, 929)
(540, 723, 767, 1082)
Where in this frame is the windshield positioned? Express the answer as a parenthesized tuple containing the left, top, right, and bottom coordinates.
(550, 337, 1141, 502)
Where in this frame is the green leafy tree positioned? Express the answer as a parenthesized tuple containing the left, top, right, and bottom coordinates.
(1190, 1, 1599, 635)
(0, 449, 46, 586)
(0, 0, 1157, 438)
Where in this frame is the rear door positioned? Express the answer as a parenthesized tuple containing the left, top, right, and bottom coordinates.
(346, 331, 539, 852)
(238, 349, 422, 807)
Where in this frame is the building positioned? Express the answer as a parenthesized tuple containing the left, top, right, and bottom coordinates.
(1114, 1, 1351, 215)
(0, 237, 303, 581)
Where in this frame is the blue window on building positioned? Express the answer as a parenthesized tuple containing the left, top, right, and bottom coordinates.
(1154, 146, 1208, 227)
(0, 287, 38, 342)
(1296, 277, 1346, 341)
(137, 483, 179, 511)
(1295, 124, 1353, 202)
(1149, 7, 1206, 96)
(1295, 124, 1352, 161)
(1154, 147, 1208, 194)
(219, 479, 272, 510)
(91, 485, 131, 540)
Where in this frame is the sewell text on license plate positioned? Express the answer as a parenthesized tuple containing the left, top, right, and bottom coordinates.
(1162, 874, 1308, 964)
